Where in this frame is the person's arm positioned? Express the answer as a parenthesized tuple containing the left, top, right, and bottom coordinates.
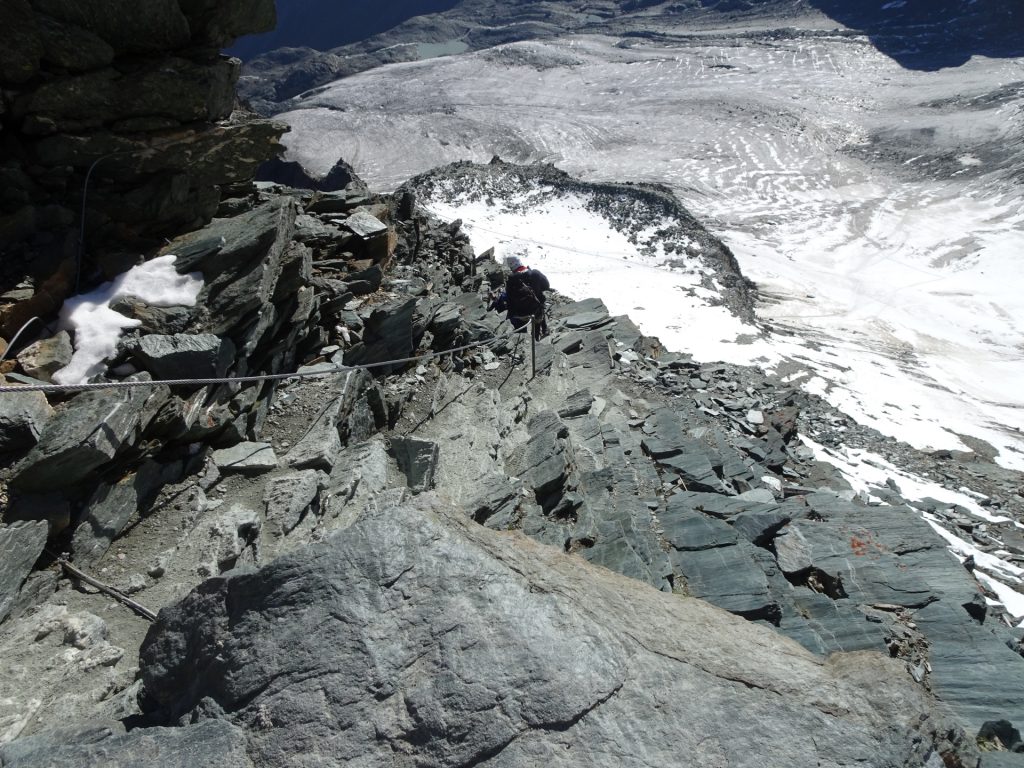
(532, 270, 550, 294)
(489, 291, 508, 312)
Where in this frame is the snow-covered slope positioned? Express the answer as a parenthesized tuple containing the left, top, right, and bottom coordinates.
(275, 27, 1024, 469)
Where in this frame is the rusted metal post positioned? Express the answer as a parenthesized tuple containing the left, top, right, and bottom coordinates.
(527, 318, 536, 380)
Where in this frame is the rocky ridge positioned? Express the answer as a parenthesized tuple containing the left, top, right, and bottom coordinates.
(1, 1, 1023, 758)
(0, 154, 1022, 763)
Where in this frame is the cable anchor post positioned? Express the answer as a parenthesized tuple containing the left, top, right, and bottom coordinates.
(527, 318, 536, 380)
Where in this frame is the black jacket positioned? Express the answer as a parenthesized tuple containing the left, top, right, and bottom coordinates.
(505, 268, 550, 317)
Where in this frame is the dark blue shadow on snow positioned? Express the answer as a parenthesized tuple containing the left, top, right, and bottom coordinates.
(228, 0, 462, 61)
(806, 0, 1024, 70)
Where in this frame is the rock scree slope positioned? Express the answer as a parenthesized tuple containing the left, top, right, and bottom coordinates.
(1, 1, 1023, 766)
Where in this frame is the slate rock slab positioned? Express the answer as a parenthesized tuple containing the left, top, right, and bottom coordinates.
(672, 540, 778, 619)
(263, 470, 322, 536)
(137, 499, 976, 768)
(127, 333, 235, 382)
(342, 210, 388, 238)
(211, 442, 277, 475)
(15, 331, 72, 383)
(12, 377, 163, 492)
(661, 509, 738, 551)
(71, 461, 183, 568)
(0, 520, 48, 624)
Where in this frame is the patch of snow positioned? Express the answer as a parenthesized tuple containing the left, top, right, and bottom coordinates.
(799, 436, 1015, 525)
(922, 516, 1024, 625)
(53, 256, 203, 386)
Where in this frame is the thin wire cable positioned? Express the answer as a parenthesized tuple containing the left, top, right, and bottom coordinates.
(77, 152, 119, 294)
(0, 317, 44, 364)
(0, 324, 522, 395)
(75, 135, 191, 294)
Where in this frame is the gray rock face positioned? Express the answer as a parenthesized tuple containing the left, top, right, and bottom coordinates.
(0, 521, 48, 624)
(127, 333, 235, 382)
(21, 57, 239, 131)
(177, 0, 277, 49)
(136, 500, 975, 768)
(0, 389, 53, 454)
(28, 0, 191, 53)
(0, 721, 254, 768)
(1, 0, 284, 292)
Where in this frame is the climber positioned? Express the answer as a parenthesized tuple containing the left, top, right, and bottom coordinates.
(496, 254, 549, 340)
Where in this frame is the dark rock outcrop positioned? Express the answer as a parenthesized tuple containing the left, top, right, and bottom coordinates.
(0, 0, 285, 324)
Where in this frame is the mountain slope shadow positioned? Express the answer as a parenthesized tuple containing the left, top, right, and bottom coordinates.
(228, 0, 462, 60)
(805, 0, 1024, 70)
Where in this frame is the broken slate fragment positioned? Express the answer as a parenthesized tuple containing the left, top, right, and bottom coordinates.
(12, 376, 162, 492)
(656, 450, 725, 493)
(16, 332, 72, 383)
(557, 389, 594, 419)
(212, 442, 278, 475)
(0, 389, 53, 453)
(342, 210, 388, 238)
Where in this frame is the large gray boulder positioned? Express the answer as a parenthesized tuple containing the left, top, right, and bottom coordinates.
(136, 499, 975, 768)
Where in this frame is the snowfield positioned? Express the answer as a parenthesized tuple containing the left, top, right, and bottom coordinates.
(275, 29, 1024, 470)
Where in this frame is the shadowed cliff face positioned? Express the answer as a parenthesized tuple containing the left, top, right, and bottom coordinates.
(0, 0, 286, 321)
(806, 0, 1024, 70)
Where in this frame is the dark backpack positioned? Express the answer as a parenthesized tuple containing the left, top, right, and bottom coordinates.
(506, 271, 542, 316)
